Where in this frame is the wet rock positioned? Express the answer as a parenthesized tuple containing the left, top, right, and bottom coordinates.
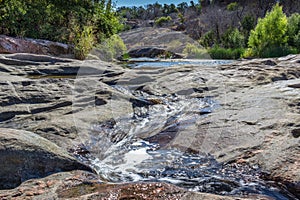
(0, 52, 299, 199)
(0, 128, 93, 189)
(116, 56, 300, 190)
(0, 171, 272, 200)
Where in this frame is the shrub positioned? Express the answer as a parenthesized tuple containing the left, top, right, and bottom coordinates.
(92, 35, 127, 61)
(74, 26, 95, 60)
(287, 13, 300, 51)
(178, 13, 185, 23)
(221, 28, 245, 49)
(199, 31, 216, 48)
(155, 16, 172, 27)
(241, 14, 256, 38)
(248, 3, 288, 57)
(294, 32, 300, 51)
(106, 35, 127, 59)
(183, 43, 210, 59)
(227, 2, 238, 11)
(259, 46, 298, 58)
(209, 46, 245, 59)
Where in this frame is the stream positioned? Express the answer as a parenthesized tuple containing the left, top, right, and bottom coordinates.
(72, 60, 297, 200)
(125, 58, 234, 68)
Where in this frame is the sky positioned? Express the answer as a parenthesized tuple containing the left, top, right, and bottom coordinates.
(115, 0, 191, 8)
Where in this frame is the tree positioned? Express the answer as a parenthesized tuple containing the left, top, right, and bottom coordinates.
(247, 3, 288, 57)
(287, 13, 300, 50)
(241, 14, 256, 39)
(0, 0, 122, 59)
(221, 28, 245, 49)
(177, 2, 188, 13)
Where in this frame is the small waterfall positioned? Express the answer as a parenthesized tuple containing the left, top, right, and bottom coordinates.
(71, 85, 296, 200)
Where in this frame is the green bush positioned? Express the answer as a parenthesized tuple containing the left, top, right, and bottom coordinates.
(74, 26, 95, 60)
(209, 46, 245, 59)
(221, 28, 245, 49)
(92, 35, 127, 61)
(287, 13, 300, 51)
(155, 16, 172, 27)
(294, 32, 300, 51)
(227, 2, 238, 11)
(248, 3, 288, 57)
(259, 46, 298, 58)
(106, 35, 127, 59)
(199, 31, 216, 48)
(178, 13, 185, 23)
(241, 14, 256, 39)
(183, 43, 210, 59)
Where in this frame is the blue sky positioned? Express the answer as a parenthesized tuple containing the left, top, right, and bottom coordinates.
(115, 0, 191, 7)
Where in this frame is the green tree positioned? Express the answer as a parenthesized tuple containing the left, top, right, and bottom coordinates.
(287, 13, 300, 50)
(0, 0, 28, 36)
(221, 28, 245, 49)
(241, 14, 256, 40)
(247, 3, 288, 57)
(0, 0, 122, 59)
(199, 31, 216, 48)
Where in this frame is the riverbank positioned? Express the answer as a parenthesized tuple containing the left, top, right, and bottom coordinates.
(0, 53, 299, 199)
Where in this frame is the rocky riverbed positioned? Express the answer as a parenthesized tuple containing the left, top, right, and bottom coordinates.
(0, 53, 299, 199)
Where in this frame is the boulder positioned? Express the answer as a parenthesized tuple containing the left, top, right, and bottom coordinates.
(0, 35, 73, 57)
(0, 128, 93, 189)
(119, 27, 207, 58)
(128, 47, 183, 58)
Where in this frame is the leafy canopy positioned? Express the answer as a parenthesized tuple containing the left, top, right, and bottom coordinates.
(248, 3, 288, 57)
(0, 0, 121, 43)
(0, 0, 123, 59)
(287, 13, 300, 49)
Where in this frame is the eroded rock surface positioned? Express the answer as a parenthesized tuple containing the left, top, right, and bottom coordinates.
(0, 171, 272, 200)
(0, 53, 299, 199)
(0, 128, 93, 189)
(0, 35, 73, 57)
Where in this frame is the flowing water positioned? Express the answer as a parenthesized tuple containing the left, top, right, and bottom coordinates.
(126, 58, 234, 68)
(72, 60, 297, 200)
